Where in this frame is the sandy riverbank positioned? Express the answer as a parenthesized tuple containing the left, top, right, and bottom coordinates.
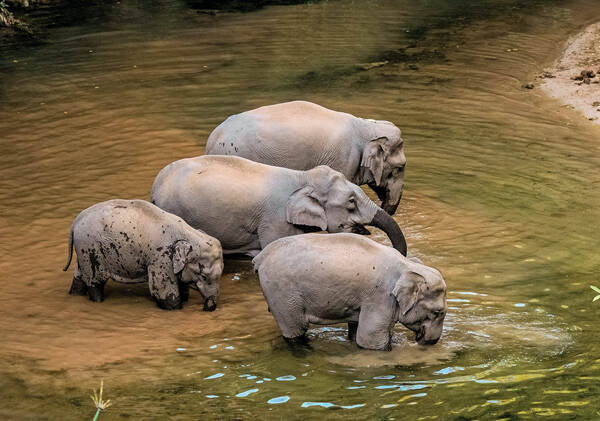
(540, 22, 600, 125)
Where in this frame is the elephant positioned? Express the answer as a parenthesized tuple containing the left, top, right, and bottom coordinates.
(205, 100, 406, 215)
(63, 199, 224, 311)
(253, 233, 447, 351)
(151, 155, 407, 258)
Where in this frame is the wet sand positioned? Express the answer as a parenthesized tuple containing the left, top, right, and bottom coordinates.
(541, 22, 600, 125)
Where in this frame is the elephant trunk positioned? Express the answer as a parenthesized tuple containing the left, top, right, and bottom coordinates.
(203, 296, 217, 312)
(369, 209, 407, 256)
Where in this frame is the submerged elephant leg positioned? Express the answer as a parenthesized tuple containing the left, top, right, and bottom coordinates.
(87, 281, 105, 303)
(348, 321, 358, 341)
(355, 303, 396, 351)
(68, 263, 88, 296)
(149, 265, 182, 310)
(284, 334, 313, 356)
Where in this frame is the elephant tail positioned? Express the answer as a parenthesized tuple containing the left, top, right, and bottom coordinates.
(62, 223, 74, 271)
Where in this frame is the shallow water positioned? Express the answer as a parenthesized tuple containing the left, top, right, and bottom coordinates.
(1, 0, 600, 419)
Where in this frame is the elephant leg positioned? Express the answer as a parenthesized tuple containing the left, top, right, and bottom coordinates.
(284, 334, 313, 356)
(148, 265, 182, 310)
(87, 281, 105, 303)
(68, 263, 88, 296)
(355, 302, 396, 351)
(267, 296, 309, 341)
(178, 281, 190, 303)
(348, 321, 358, 342)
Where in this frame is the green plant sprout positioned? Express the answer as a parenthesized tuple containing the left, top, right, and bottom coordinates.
(90, 380, 112, 421)
(591, 286, 600, 302)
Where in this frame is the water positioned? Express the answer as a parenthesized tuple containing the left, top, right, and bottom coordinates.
(1, 0, 600, 419)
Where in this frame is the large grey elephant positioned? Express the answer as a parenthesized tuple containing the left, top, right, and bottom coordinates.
(151, 155, 407, 257)
(63, 199, 224, 311)
(253, 233, 447, 351)
(205, 101, 406, 215)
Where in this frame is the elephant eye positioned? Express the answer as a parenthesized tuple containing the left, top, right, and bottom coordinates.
(348, 197, 356, 210)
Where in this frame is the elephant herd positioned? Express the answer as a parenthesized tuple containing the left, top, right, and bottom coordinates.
(63, 101, 447, 351)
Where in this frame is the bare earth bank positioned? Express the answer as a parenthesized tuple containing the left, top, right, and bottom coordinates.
(541, 22, 600, 125)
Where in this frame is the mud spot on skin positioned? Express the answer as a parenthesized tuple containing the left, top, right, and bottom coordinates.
(113, 205, 127, 209)
(156, 247, 163, 252)
(89, 249, 100, 279)
(120, 231, 130, 242)
(109, 242, 121, 257)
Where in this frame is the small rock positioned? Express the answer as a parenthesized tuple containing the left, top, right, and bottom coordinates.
(540, 71, 555, 78)
(522, 83, 534, 89)
(584, 78, 591, 85)
(407, 64, 419, 71)
(592, 101, 600, 107)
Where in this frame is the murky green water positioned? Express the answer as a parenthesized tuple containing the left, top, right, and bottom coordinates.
(2, 0, 600, 419)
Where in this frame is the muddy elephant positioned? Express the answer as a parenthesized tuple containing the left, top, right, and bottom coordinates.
(253, 233, 447, 351)
(151, 155, 407, 257)
(205, 101, 406, 215)
(63, 199, 224, 310)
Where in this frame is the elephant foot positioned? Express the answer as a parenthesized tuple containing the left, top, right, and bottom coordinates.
(156, 293, 182, 310)
(69, 276, 88, 296)
(348, 321, 358, 342)
(87, 283, 105, 302)
(284, 334, 312, 356)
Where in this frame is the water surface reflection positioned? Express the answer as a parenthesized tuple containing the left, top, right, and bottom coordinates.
(1, 0, 600, 419)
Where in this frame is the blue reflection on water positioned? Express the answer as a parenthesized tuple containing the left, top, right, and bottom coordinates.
(341, 404, 365, 409)
(301, 402, 336, 408)
(434, 366, 465, 375)
(204, 373, 224, 380)
(276, 375, 296, 381)
(375, 384, 427, 391)
(236, 388, 259, 397)
(206, 395, 219, 399)
(373, 375, 395, 380)
(267, 396, 290, 404)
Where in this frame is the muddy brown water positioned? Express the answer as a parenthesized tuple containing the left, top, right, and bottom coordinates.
(1, 0, 600, 419)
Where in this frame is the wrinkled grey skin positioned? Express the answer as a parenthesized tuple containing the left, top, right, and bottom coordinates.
(205, 101, 406, 215)
(63, 199, 224, 311)
(253, 233, 446, 351)
(151, 155, 407, 257)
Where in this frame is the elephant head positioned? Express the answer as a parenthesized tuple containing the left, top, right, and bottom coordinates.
(392, 263, 447, 345)
(172, 239, 223, 311)
(359, 120, 406, 215)
(286, 166, 407, 256)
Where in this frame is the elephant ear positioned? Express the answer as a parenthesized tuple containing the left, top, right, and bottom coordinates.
(392, 271, 424, 316)
(286, 186, 327, 231)
(361, 137, 387, 186)
(172, 240, 193, 274)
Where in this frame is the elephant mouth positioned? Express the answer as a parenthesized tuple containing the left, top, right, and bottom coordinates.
(415, 327, 439, 346)
(203, 296, 217, 312)
(382, 200, 400, 216)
